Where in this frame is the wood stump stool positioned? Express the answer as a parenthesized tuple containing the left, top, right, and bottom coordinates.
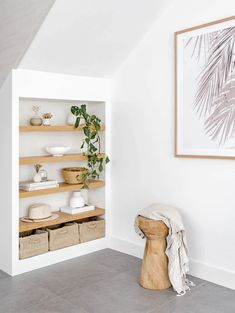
(138, 216, 171, 290)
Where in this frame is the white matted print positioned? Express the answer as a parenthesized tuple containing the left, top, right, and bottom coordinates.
(175, 16, 235, 159)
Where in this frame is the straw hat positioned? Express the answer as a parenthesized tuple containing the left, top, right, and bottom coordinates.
(21, 203, 59, 223)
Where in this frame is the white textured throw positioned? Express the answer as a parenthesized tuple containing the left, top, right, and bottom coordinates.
(135, 203, 194, 295)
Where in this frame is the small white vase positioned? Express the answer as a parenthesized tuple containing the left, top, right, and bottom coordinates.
(33, 173, 41, 183)
(43, 118, 51, 126)
(69, 191, 85, 208)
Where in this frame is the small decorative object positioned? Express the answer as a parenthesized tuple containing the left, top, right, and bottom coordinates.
(69, 191, 85, 208)
(71, 104, 110, 188)
(33, 172, 41, 183)
(42, 113, 53, 126)
(34, 164, 48, 182)
(175, 16, 235, 159)
(33, 164, 41, 183)
(46, 146, 71, 157)
(30, 106, 43, 126)
(21, 203, 59, 223)
(67, 111, 85, 126)
(62, 167, 87, 184)
(39, 168, 48, 181)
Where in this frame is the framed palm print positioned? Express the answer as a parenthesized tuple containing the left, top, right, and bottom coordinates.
(175, 16, 235, 159)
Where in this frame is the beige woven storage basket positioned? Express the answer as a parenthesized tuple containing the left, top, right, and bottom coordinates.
(47, 223, 79, 251)
(61, 167, 87, 184)
(19, 230, 48, 259)
(79, 218, 105, 243)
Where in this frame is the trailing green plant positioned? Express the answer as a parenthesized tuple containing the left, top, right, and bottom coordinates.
(71, 104, 109, 188)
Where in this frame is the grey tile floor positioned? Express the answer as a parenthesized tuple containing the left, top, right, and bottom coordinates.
(0, 249, 234, 313)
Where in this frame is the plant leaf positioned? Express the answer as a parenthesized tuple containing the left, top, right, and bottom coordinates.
(90, 131, 97, 139)
(90, 143, 97, 152)
(75, 117, 80, 128)
(71, 106, 79, 116)
(98, 163, 103, 172)
(83, 126, 90, 137)
(81, 104, 87, 113)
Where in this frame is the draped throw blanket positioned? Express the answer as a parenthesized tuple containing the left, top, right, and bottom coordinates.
(135, 203, 194, 295)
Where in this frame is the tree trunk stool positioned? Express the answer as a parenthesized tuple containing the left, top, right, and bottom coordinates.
(138, 216, 171, 290)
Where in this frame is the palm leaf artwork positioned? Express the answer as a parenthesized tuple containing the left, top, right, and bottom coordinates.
(185, 26, 235, 146)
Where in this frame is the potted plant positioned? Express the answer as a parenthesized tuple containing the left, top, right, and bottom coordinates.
(69, 104, 109, 188)
(42, 113, 53, 126)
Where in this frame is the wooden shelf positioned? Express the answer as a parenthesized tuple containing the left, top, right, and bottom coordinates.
(19, 208, 105, 233)
(19, 153, 105, 165)
(19, 125, 105, 132)
(19, 180, 105, 198)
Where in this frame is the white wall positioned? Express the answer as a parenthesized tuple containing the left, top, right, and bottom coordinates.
(0, 0, 55, 87)
(0, 74, 13, 273)
(19, 0, 172, 78)
(110, 0, 235, 289)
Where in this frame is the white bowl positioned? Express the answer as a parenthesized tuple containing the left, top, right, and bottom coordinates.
(46, 146, 71, 157)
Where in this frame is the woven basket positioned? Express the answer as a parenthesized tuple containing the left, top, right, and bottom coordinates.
(79, 218, 105, 243)
(62, 167, 87, 184)
(19, 230, 48, 259)
(47, 223, 79, 251)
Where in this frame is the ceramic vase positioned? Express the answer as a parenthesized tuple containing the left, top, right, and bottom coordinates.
(33, 173, 41, 183)
(42, 118, 51, 126)
(30, 116, 43, 126)
(69, 191, 85, 208)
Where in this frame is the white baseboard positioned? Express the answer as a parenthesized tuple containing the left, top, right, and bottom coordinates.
(109, 236, 235, 290)
(109, 236, 144, 258)
(190, 259, 235, 290)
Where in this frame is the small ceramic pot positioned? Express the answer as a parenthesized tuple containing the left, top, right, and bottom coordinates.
(42, 118, 51, 126)
(30, 116, 43, 126)
(69, 191, 85, 208)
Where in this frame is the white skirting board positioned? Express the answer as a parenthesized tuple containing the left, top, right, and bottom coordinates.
(109, 236, 144, 259)
(109, 236, 235, 290)
(12, 237, 108, 276)
(189, 259, 235, 291)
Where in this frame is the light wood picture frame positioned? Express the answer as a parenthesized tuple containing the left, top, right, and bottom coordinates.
(175, 16, 235, 159)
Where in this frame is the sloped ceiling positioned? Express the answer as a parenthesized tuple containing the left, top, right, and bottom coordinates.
(0, 0, 55, 87)
(19, 0, 172, 78)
